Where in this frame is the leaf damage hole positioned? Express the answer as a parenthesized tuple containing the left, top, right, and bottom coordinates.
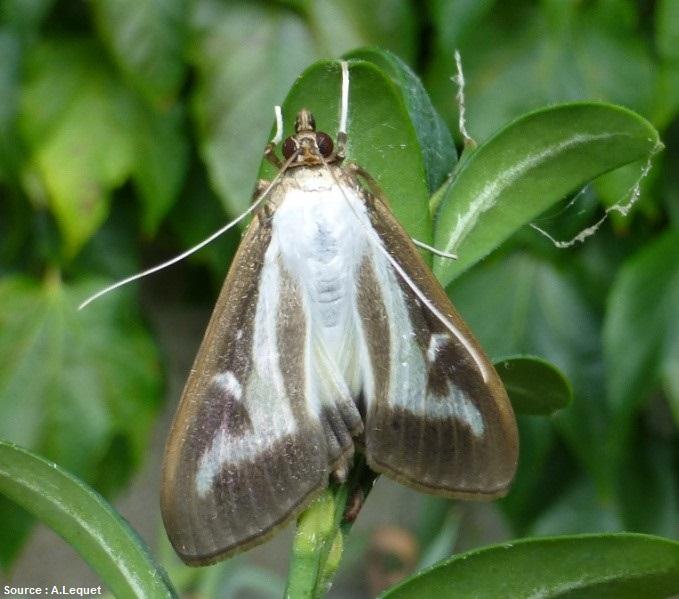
(529, 140, 663, 249)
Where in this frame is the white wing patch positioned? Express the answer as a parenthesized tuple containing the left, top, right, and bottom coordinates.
(195, 245, 298, 497)
(427, 333, 449, 363)
(364, 246, 486, 439)
(212, 371, 242, 400)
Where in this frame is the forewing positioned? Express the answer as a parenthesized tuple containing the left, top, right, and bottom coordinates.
(161, 215, 330, 565)
(359, 195, 518, 499)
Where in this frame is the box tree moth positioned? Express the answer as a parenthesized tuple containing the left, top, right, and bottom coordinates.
(80, 60, 518, 566)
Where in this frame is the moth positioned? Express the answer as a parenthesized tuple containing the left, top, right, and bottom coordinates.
(158, 63, 518, 566)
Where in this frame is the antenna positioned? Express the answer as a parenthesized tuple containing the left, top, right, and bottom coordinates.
(79, 111, 297, 310)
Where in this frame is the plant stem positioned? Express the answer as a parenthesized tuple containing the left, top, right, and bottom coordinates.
(284, 456, 377, 598)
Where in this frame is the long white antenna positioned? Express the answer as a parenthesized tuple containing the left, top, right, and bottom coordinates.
(79, 131, 298, 310)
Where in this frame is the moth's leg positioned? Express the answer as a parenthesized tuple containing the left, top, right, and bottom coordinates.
(344, 162, 388, 209)
(336, 131, 348, 162)
(253, 178, 271, 201)
(263, 142, 283, 169)
(254, 179, 276, 222)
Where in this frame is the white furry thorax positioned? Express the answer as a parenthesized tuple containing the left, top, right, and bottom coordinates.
(271, 168, 370, 325)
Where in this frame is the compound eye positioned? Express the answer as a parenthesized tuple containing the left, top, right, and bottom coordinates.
(316, 132, 334, 157)
(282, 136, 298, 159)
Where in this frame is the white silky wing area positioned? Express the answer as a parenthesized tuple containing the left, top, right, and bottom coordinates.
(273, 169, 371, 416)
(365, 240, 485, 438)
(195, 241, 297, 497)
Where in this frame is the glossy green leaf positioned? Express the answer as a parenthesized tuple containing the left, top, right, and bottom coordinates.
(0, 440, 176, 597)
(0, 273, 161, 564)
(92, 0, 187, 106)
(344, 47, 456, 193)
(434, 103, 661, 286)
(495, 355, 572, 415)
(604, 231, 679, 444)
(382, 533, 679, 598)
(19, 40, 136, 256)
(272, 59, 432, 244)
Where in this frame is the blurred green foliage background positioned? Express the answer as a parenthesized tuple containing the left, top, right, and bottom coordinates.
(1, 0, 678, 596)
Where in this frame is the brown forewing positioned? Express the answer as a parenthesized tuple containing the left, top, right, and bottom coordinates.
(357, 187, 518, 500)
(160, 215, 329, 566)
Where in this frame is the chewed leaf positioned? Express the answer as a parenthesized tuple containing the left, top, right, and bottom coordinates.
(433, 102, 661, 286)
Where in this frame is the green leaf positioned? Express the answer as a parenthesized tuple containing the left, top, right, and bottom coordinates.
(344, 47, 456, 193)
(616, 422, 679, 537)
(654, 0, 679, 126)
(0, 273, 162, 564)
(0, 440, 177, 597)
(604, 230, 679, 447)
(273, 59, 431, 243)
(530, 476, 622, 537)
(0, 30, 23, 184)
(132, 103, 189, 234)
(495, 355, 572, 415)
(500, 416, 562, 534)
(656, 0, 679, 62)
(1, 0, 55, 40)
(92, 0, 188, 106)
(381, 533, 679, 598)
(433, 103, 661, 286)
(19, 40, 136, 256)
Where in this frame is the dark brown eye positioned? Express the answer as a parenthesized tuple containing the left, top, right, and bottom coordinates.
(316, 132, 334, 157)
(282, 136, 297, 159)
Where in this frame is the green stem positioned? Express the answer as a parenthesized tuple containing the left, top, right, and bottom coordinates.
(284, 456, 377, 598)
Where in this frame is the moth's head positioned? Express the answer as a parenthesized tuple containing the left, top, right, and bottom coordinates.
(281, 109, 335, 166)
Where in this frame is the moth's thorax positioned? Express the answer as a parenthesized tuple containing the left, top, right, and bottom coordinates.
(270, 166, 369, 392)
